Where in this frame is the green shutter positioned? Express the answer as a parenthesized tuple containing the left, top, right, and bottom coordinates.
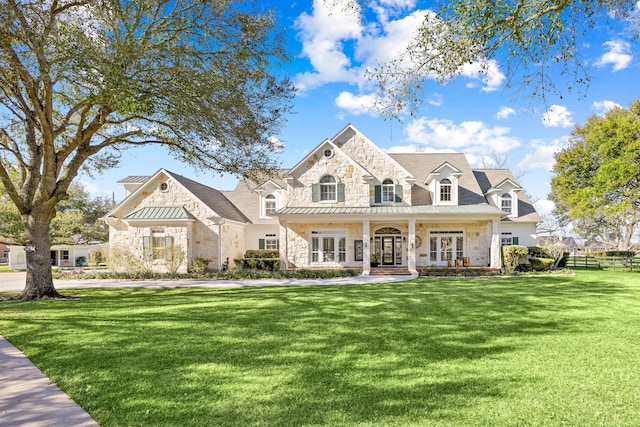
(258, 239, 265, 250)
(165, 236, 173, 261)
(395, 184, 402, 203)
(143, 236, 151, 260)
(337, 183, 345, 202)
(276, 239, 280, 249)
(374, 185, 381, 203)
(512, 237, 519, 245)
(311, 183, 320, 202)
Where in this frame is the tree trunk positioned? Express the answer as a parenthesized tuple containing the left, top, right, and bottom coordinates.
(16, 212, 62, 300)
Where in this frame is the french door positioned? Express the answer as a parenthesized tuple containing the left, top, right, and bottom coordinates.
(429, 232, 464, 265)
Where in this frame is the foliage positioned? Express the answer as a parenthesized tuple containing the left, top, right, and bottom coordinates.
(88, 249, 106, 268)
(502, 245, 529, 273)
(3, 271, 640, 425)
(51, 268, 359, 280)
(0, 0, 294, 298)
(420, 267, 499, 277)
(234, 258, 280, 272)
(550, 100, 640, 251)
(165, 244, 186, 274)
(244, 249, 280, 259)
(529, 257, 555, 271)
(188, 258, 211, 275)
(335, 0, 638, 117)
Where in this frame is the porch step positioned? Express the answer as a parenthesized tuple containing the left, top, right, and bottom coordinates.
(369, 267, 412, 276)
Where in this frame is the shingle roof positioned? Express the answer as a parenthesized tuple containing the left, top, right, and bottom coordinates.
(473, 169, 541, 223)
(124, 205, 196, 221)
(222, 170, 289, 224)
(389, 153, 487, 205)
(163, 171, 251, 223)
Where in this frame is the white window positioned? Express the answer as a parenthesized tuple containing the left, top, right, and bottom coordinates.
(265, 239, 278, 250)
(311, 231, 346, 263)
(501, 233, 519, 246)
(62, 250, 70, 261)
(320, 175, 337, 201)
(501, 193, 512, 213)
(382, 179, 395, 202)
(264, 194, 276, 216)
(440, 179, 452, 202)
(151, 229, 166, 260)
(143, 229, 174, 261)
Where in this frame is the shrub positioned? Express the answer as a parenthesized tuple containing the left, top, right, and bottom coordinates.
(244, 249, 279, 259)
(189, 257, 210, 275)
(530, 257, 555, 271)
(502, 245, 529, 274)
(88, 249, 105, 268)
(234, 258, 279, 272)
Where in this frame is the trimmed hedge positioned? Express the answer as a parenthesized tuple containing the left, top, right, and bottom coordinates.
(234, 258, 280, 272)
(244, 250, 279, 259)
(530, 257, 555, 271)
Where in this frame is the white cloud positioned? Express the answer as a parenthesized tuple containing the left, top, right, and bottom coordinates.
(293, 0, 363, 92)
(518, 137, 567, 171)
(79, 180, 111, 197)
(335, 91, 379, 115)
(542, 105, 574, 128)
(534, 199, 555, 217)
(459, 60, 505, 92)
(496, 106, 516, 120)
(403, 117, 520, 156)
(427, 93, 443, 106)
(594, 40, 633, 72)
(592, 100, 622, 116)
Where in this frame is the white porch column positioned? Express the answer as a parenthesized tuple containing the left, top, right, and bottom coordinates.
(408, 219, 417, 276)
(490, 219, 502, 269)
(362, 220, 371, 276)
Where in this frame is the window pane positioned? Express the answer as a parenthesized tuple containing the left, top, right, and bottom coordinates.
(323, 237, 335, 262)
(338, 237, 346, 262)
(311, 237, 319, 262)
(430, 237, 437, 262)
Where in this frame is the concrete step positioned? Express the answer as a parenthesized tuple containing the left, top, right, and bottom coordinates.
(370, 267, 412, 276)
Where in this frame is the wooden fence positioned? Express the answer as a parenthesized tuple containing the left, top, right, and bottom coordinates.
(566, 256, 640, 271)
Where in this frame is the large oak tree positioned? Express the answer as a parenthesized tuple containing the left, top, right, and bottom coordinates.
(550, 100, 640, 250)
(0, 0, 293, 299)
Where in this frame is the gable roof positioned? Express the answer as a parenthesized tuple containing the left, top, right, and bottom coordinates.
(390, 153, 487, 205)
(223, 170, 289, 224)
(106, 169, 250, 224)
(163, 170, 250, 223)
(473, 169, 540, 223)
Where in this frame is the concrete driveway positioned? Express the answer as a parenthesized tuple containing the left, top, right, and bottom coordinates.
(1, 271, 414, 294)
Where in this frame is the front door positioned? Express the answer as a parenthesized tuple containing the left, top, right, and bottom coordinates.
(381, 236, 395, 265)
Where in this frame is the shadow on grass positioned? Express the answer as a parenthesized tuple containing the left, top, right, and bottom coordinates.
(0, 271, 637, 426)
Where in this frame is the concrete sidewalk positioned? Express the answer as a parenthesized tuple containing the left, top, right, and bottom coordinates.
(0, 337, 99, 427)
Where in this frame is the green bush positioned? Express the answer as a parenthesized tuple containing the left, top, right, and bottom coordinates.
(189, 258, 210, 274)
(244, 249, 280, 259)
(234, 258, 279, 272)
(530, 257, 555, 271)
(502, 245, 529, 274)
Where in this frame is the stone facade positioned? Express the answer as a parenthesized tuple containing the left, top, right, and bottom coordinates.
(105, 124, 540, 274)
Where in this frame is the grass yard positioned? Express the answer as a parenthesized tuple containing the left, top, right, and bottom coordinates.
(1, 270, 640, 426)
(0, 264, 15, 273)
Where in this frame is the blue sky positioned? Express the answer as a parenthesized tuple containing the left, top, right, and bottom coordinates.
(82, 0, 640, 219)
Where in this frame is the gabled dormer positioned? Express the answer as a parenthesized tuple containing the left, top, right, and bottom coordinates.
(425, 162, 463, 206)
(484, 178, 522, 217)
(254, 179, 287, 218)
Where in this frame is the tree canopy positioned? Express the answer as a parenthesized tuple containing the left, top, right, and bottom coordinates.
(0, 0, 294, 299)
(550, 100, 640, 250)
(336, 0, 639, 117)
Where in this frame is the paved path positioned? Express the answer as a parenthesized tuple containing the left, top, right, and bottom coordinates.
(0, 272, 414, 426)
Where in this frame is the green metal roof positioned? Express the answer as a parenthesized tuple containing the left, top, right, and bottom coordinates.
(123, 206, 196, 221)
(117, 175, 151, 184)
(275, 205, 506, 216)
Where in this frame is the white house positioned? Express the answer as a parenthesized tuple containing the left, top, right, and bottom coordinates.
(8, 243, 103, 270)
(104, 124, 540, 274)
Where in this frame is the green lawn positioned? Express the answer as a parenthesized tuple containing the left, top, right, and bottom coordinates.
(0, 264, 15, 272)
(1, 270, 639, 426)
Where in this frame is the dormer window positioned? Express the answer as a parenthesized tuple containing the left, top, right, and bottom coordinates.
(382, 179, 395, 202)
(264, 194, 276, 216)
(320, 175, 337, 201)
(440, 179, 452, 202)
(501, 193, 512, 213)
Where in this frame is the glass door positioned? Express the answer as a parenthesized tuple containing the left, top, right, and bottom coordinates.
(382, 236, 395, 265)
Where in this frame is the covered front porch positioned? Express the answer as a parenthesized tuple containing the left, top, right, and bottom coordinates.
(275, 207, 506, 275)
